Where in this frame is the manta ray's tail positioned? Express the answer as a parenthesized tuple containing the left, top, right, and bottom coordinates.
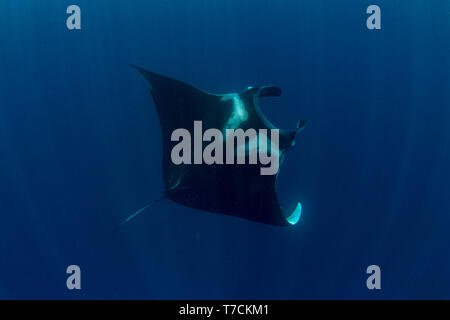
(119, 195, 166, 228)
(118, 171, 187, 230)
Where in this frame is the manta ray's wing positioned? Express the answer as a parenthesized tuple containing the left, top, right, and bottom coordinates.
(131, 65, 231, 192)
(133, 66, 303, 226)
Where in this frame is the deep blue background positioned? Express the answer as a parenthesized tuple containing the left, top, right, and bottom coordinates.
(0, 1, 449, 299)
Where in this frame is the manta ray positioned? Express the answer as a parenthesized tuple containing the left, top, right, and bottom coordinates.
(124, 66, 306, 226)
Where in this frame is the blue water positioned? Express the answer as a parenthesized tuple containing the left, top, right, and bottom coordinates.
(0, 1, 449, 299)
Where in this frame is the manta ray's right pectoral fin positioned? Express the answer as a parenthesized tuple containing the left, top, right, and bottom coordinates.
(286, 202, 302, 225)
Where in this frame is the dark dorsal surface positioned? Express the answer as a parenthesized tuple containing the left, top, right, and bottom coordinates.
(133, 66, 305, 226)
